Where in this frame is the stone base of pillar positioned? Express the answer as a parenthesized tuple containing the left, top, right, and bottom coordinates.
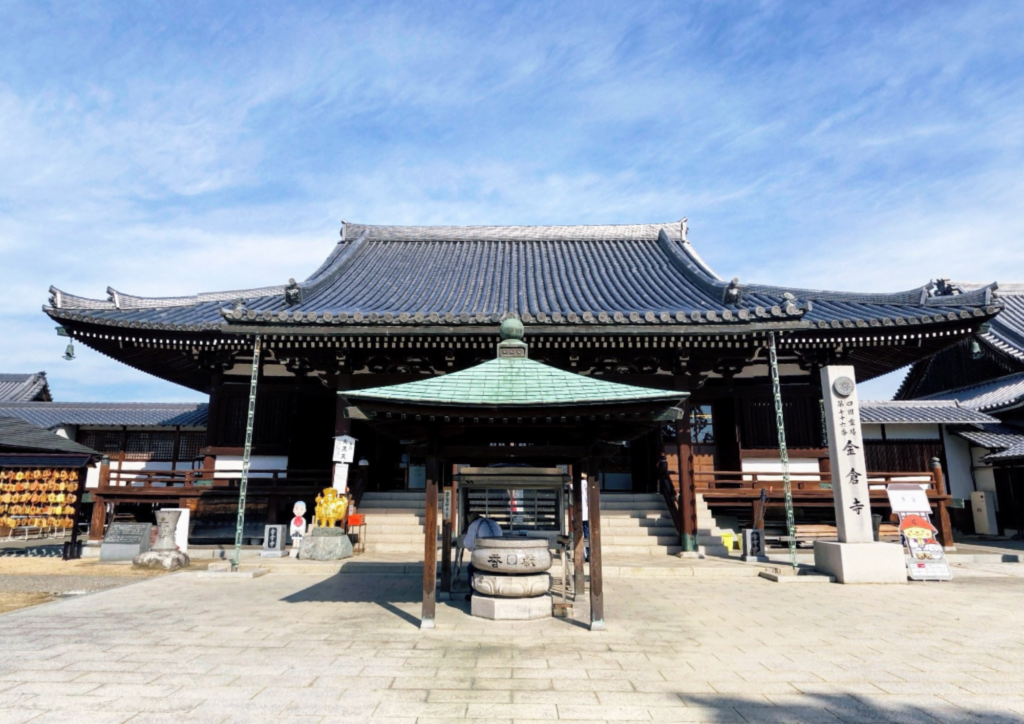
(471, 594, 551, 620)
(813, 541, 906, 584)
(133, 550, 190, 571)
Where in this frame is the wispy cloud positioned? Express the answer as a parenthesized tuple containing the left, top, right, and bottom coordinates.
(1, 1, 1022, 400)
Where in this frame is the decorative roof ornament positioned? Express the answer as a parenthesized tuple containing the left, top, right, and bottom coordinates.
(724, 278, 742, 305)
(680, 217, 689, 242)
(928, 278, 964, 297)
(284, 278, 301, 305)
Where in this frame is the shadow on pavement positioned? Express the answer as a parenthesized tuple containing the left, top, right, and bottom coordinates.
(678, 692, 1020, 723)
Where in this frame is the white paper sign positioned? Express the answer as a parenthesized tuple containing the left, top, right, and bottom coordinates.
(443, 490, 452, 520)
(820, 366, 874, 543)
(886, 484, 931, 514)
(333, 463, 349, 492)
(333, 435, 356, 463)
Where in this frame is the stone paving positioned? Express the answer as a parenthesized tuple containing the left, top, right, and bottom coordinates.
(1, 567, 1024, 723)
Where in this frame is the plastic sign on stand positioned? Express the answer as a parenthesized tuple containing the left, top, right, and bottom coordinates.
(887, 484, 953, 581)
(333, 435, 356, 464)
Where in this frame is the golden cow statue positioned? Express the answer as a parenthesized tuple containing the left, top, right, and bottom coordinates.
(314, 488, 349, 528)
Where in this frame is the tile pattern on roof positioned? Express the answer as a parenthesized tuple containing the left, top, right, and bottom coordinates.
(858, 400, 998, 425)
(0, 416, 99, 455)
(0, 373, 50, 402)
(0, 403, 208, 429)
(920, 371, 1024, 412)
(45, 223, 997, 333)
(345, 355, 684, 407)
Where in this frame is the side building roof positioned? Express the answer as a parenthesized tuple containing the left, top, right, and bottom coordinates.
(0, 373, 51, 402)
(0, 402, 208, 429)
(858, 400, 999, 425)
(45, 222, 997, 333)
(0, 416, 99, 456)
(898, 282, 1024, 399)
(918, 371, 1024, 413)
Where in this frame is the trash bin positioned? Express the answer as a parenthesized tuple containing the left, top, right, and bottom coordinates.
(871, 514, 883, 542)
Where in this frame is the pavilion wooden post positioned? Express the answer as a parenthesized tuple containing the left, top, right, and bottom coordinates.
(88, 457, 111, 541)
(675, 401, 697, 553)
(931, 458, 954, 549)
(441, 464, 454, 595)
(571, 463, 585, 598)
(585, 455, 605, 631)
(421, 456, 439, 629)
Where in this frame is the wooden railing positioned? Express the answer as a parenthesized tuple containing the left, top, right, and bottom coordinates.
(692, 469, 940, 494)
(101, 468, 331, 493)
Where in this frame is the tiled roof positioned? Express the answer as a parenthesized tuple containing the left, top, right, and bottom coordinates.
(920, 371, 1024, 413)
(957, 282, 1024, 363)
(45, 222, 996, 332)
(0, 373, 51, 402)
(345, 343, 685, 408)
(0, 402, 208, 429)
(952, 423, 1024, 464)
(858, 400, 998, 425)
(0, 416, 99, 455)
(955, 423, 1024, 451)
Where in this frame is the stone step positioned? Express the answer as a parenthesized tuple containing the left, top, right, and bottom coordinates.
(365, 524, 427, 535)
(603, 535, 679, 546)
(701, 544, 731, 557)
(600, 517, 675, 529)
(600, 545, 683, 556)
(599, 494, 664, 503)
(357, 507, 426, 516)
(599, 502, 669, 511)
(356, 500, 427, 509)
(596, 526, 679, 537)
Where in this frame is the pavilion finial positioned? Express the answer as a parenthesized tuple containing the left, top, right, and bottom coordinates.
(499, 318, 524, 341)
(497, 319, 527, 359)
(681, 217, 689, 242)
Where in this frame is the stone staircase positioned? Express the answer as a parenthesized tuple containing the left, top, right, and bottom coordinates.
(696, 493, 735, 557)
(598, 493, 682, 556)
(357, 492, 438, 556)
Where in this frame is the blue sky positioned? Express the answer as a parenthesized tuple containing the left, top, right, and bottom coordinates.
(1, 1, 1022, 402)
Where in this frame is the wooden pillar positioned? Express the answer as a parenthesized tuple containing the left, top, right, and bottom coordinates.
(571, 463, 585, 598)
(88, 458, 111, 541)
(931, 458, 955, 549)
(586, 456, 605, 631)
(421, 456, 439, 629)
(441, 463, 453, 595)
(675, 401, 697, 552)
(89, 496, 107, 541)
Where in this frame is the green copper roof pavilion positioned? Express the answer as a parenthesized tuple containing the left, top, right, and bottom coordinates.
(343, 319, 685, 410)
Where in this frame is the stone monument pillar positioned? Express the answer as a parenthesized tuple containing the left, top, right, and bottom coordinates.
(133, 510, 191, 570)
(813, 366, 905, 583)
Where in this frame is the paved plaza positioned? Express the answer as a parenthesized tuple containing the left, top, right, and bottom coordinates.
(2, 565, 1024, 724)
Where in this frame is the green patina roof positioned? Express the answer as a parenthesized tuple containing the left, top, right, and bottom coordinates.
(344, 349, 685, 408)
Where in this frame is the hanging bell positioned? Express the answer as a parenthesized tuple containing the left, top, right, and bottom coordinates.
(63, 340, 75, 361)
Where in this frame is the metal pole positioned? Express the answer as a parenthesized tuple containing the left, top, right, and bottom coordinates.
(768, 331, 798, 570)
(231, 334, 262, 572)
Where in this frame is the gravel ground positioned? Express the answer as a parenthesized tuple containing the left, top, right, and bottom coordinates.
(0, 557, 171, 614)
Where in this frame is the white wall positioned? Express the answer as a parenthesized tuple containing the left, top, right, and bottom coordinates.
(943, 431, 976, 500)
(214, 455, 289, 478)
(862, 424, 884, 441)
(742, 457, 821, 482)
(884, 424, 941, 440)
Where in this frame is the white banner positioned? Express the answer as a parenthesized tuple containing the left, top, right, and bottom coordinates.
(333, 435, 356, 464)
